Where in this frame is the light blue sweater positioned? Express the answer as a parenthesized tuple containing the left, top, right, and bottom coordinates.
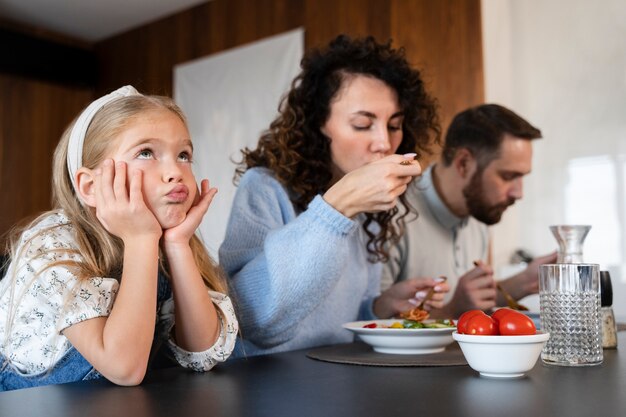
(219, 168, 380, 358)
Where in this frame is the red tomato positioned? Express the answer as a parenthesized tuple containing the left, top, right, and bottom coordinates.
(465, 314, 498, 335)
(491, 308, 515, 323)
(497, 310, 536, 335)
(457, 310, 485, 334)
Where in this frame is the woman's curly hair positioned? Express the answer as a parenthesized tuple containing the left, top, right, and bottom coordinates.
(236, 34, 440, 262)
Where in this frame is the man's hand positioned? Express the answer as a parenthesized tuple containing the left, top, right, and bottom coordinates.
(436, 262, 496, 318)
(499, 251, 558, 300)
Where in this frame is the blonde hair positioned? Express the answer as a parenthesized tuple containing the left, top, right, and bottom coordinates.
(7, 94, 227, 293)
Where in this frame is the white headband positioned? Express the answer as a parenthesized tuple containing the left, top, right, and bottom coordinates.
(67, 85, 141, 192)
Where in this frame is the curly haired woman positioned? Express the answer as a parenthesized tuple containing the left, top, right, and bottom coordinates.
(219, 35, 446, 357)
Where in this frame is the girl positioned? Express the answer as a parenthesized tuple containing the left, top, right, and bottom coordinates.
(0, 86, 237, 391)
(219, 35, 448, 358)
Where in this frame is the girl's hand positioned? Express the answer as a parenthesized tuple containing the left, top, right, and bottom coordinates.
(93, 159, 162, 242)
(162, 179, 217, 246)
(373, 277, 449, 319)
(323, 154, 421, 218)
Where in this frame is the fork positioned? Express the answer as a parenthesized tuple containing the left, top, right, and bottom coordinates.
(496, 282, 529, 311)
(416, 276, 447, 310)
(473, 259, 529, 311)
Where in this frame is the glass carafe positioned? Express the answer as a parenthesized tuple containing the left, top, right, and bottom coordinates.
(550, 225, 591, 263)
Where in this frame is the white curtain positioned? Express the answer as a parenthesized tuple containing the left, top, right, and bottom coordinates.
(482, 0, 626, 315)
(174, 28, 304, 256)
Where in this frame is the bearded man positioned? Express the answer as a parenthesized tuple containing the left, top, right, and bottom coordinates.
(382, 104, 556, 318)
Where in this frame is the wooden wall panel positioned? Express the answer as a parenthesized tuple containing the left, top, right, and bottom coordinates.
(1, 0, 484, 241)
(0, 74, 93, 241)
(95, 0, 482, 159)
(96, 0, 304, 96)
(391, 0, 484, 157)
(304, 0, 391, 49)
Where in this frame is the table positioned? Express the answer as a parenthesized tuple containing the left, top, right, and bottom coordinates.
(2, 332, 625, 417)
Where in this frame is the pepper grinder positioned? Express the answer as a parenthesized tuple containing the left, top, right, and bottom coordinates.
(600, 270, 618, 349)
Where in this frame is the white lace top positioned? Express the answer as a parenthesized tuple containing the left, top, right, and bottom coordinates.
(0, 212, 238, 374)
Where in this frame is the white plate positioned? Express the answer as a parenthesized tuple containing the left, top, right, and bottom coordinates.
(342, 319, 456, 355)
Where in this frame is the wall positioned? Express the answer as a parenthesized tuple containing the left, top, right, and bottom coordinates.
(0, 75, 93, 244)
(391, 0, 484, 140)
(1, 0, 483, 243)
(482, 0, 626, 316)
(0, 19, 95, 247)
(95, 0, 484, 163)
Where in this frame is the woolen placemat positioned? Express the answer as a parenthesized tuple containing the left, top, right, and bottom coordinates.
(306, 342, 467, 367)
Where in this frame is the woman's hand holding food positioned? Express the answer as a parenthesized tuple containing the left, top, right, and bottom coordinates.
(323, 154, 421, 218)
(373, 277, 449, 319)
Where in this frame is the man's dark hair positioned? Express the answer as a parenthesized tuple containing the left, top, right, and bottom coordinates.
(441, 104, 542, 169)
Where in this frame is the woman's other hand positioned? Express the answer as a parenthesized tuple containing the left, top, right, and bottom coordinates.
(373, 276, 448, 318)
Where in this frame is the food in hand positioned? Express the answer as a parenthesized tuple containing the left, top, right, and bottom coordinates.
(398, 275, 448, 322)
(456, 308, 536, 336)
(399, 307, 430, 322)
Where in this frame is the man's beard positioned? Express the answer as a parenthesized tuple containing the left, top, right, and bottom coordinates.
(462, 170, 515, 225)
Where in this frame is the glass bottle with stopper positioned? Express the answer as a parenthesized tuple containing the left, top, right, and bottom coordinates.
(550, 225, 591, 263)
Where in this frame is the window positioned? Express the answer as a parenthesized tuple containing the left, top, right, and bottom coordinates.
(565, 155, 626, 280)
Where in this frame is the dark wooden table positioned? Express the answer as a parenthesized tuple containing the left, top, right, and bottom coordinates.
(2, 332, 625, 417)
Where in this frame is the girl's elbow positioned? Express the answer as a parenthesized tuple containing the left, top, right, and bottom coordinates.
(105, 362, 148, 387)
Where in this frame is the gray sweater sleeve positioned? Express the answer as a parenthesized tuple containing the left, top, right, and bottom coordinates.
(219, 169, 359, 348)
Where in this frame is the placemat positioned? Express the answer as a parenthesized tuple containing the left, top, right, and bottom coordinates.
(617, 322, 626, 332)
(306, 342, 467, 367)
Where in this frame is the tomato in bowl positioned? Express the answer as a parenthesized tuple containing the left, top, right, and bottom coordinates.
(453, 331, 549, 378)
(457, 308, 536, 336)
(454, 308, 548, 378)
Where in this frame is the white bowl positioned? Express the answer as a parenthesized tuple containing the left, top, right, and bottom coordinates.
(453, 331, 550, 378)
(343, 319, 456, 355)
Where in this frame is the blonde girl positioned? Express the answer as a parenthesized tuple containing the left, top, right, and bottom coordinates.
(0, 86, 237, 391)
